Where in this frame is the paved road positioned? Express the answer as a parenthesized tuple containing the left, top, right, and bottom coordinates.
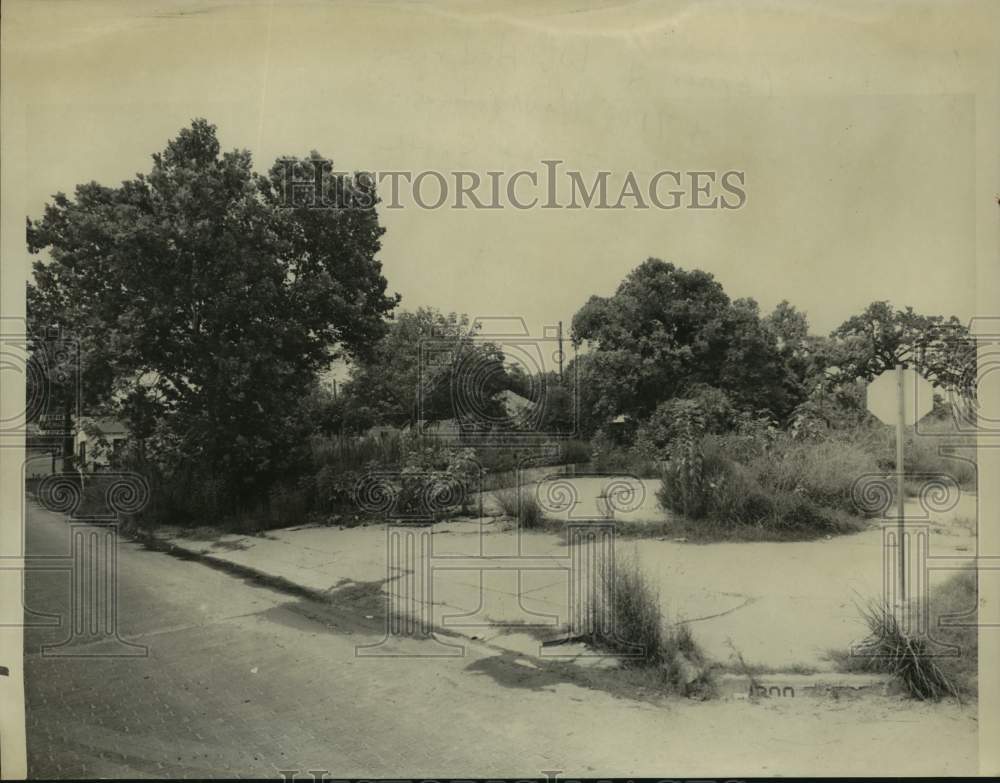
(23, 502, 980, 778)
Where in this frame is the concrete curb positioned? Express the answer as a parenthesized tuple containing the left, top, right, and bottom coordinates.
(717, 671, 890, 700)
(139, 533, 336, 604)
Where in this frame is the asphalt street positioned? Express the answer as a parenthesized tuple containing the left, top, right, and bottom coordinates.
(22, 502, 979, 778)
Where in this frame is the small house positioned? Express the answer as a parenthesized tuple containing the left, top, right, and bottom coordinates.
(75, 418, 129, 471)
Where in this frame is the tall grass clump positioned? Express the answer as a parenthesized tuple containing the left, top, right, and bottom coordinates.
(845, 571, 977, 700)
(492, 487, 545, 529)
(587, 555, 711, 694)
(309, 431, 404, 475)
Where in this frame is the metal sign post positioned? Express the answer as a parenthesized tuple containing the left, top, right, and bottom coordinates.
(895, 364, 906, 610)
(866, 365, 935, 620)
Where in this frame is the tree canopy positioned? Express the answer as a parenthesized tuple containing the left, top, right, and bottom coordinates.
(27, 119, 398, 503)
(340, 307, 513, 431)
(828, 301, 974, 393)
(570, 258, 801, 430)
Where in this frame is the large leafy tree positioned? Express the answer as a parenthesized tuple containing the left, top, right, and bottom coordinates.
(571, 258, 799, 429)
(761, 300, 825, 410)
(572, 259, 731, 423)
(829, 301, 974, 394)
(715, 297, 801, 415)
(341, 307, 511, 430)
(27, 119, 398, 504)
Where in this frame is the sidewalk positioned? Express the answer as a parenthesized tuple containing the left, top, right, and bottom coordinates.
(151, 480, 977, 675)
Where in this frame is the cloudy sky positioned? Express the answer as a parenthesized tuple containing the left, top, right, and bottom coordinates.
(3, 0, 996, 357)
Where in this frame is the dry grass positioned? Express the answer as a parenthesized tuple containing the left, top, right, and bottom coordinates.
(492, 487, 545, 529)
(751, 435, 880, 514)
(586, 554, 712, 695)
(852, 603, 961, 699)
(839, 571, 978, 700)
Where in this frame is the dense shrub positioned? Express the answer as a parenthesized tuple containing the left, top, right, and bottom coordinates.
(657, 433, 864, 535)
(790, 378, 869, 433)
(867, 422, 977, 490)
(559, 438, 593, 465)
(750, 435, 880, 515)
(635, 385, 735, 459)
(702, 458, 774, 525)
(591, 425, 662, 477)
(310, 432, 404, 474)
(590, 554, 666, 664)
(472, 435, 588, 475)
(313, 463, 364, 513)
(142, 430, 488, 531)
(386, 444, 482, 519)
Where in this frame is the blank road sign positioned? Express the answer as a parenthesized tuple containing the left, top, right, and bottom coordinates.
(866, 367, 936, 427)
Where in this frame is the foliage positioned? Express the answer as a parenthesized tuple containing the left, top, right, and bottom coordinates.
(534, 382, 577, 436)
(571, 259, 802, 431)
(786, 373, 870, 440)
(588, 427, 662, 478)
(559, 438, 593, 465)
(562, 353, 603, 438)
(657, 432, 870, 536)
(751, 435, 880, 515)
(829, 301, 975, 396)
(861, 420, 977, 490)
(588, 447, 661, 479)
(297, 381, 371, 437)
(635, 385, 735, 459)
(27, 119, 398, 518)
(340, 307, 513, 431)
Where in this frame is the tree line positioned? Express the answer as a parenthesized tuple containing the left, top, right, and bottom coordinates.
(26, 119, 976, 517)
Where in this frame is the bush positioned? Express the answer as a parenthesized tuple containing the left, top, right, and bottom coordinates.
(492, 487, 545, 529)
(266, 481, 312, 529)
(901, 432, 977, 490)
(763, 490, 854, 533)
(656, 433, 864, 535)
(705, 459, 775, 526)
(314, 463, 363, 513)
(750, 435, 880, 515)
(635, 386, 735, 459)
(855, 421, 977, 490)
(559, 438, 592, 465)
(309, 431, 404, 473)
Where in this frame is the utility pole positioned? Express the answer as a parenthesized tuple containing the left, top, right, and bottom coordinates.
(557, 321, 564, 382)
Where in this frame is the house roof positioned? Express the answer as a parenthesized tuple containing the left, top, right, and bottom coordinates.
(499, 389, 535, 416)
(78, 417, 129, 436)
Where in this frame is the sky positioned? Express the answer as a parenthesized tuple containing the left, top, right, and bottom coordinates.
(2, 0, 996, 365)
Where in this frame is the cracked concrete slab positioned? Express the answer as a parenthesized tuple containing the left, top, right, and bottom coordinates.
(157, 481, 977, 673)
